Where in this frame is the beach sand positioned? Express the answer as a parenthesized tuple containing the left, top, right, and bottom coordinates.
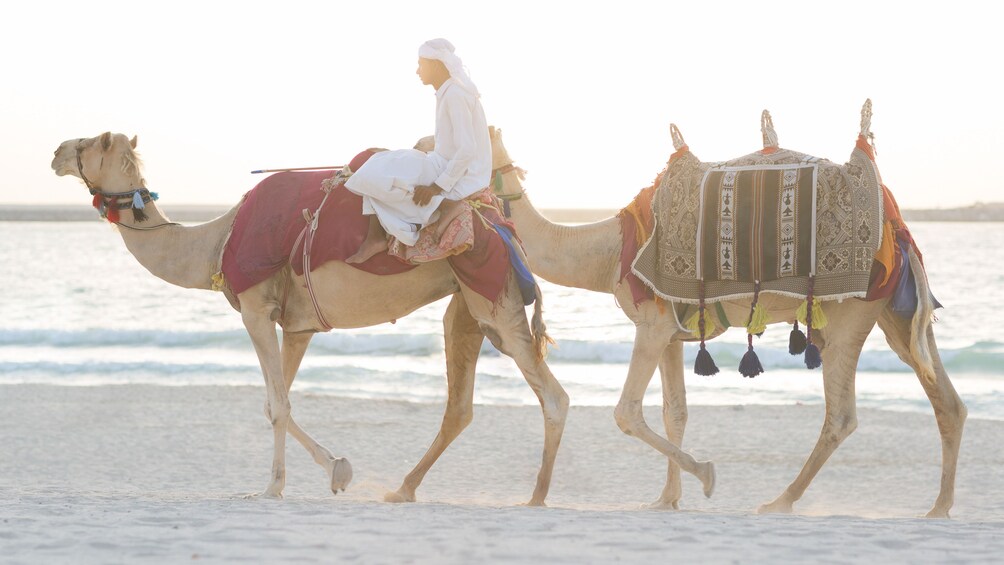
(1, 384, 1001, 563)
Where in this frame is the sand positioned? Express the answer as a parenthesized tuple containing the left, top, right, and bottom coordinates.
(1, 384, 1002, 563)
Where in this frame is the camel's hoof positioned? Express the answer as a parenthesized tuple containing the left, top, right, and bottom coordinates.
(925, 508, 950, 519)
(520, 499, 547, 508)
(698, 461, 716, 498)
(328, 457, 353, 494)
(642, 499, 680, 511)
(384, 490, 416, 503)
(757, 498, 793, 515)
(244, 490, 283, 500)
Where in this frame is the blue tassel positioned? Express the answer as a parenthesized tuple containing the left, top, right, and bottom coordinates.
(149, 191, 160, 201)
(132, 190, 145, 209)
(788, 322, 807, 355)
(738, 342, 764, 378)
(694, 345, 719, 376)
(804, 343, 822, 369)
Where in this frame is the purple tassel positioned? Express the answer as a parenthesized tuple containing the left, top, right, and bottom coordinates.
(789, 321, 807, 355)
(694, 282, 719, 376)
(804, 342, 822, 369)
(738, 334, 764, 378)
(804, 276, 822, 370)
(695, 345, 719, 376)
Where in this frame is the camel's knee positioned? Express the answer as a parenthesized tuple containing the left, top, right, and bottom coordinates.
(268, 399, 291, 426)
(615, 401, 645, 436)
(661, 402, 688, 432)
(444, 404, 475, 433)
(823, 413, 857, 444)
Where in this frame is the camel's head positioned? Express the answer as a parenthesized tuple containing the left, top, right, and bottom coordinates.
(413, 135, 435, 153)
(488, 126, 513, 171)
(51, 132, 143, 193)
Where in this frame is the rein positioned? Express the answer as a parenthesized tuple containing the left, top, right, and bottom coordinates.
(76, 141, 179, 230)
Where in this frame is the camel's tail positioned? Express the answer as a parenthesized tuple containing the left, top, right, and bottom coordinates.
(907, 246, 938, 385)
(530, 283, 555, 362)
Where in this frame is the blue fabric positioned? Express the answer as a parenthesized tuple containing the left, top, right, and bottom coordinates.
(493, 224, 536, 306)
(892, 237, 943, 317)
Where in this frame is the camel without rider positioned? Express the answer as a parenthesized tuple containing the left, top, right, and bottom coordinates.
(51, 132, 569, 506)
(487, 113, 966, 518)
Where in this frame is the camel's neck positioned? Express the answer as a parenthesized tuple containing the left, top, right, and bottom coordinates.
(112, 201, 239, 290)
(505, 191, 622, 294)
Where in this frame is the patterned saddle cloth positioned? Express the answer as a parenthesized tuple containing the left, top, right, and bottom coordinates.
(215, 150, 532, 312)
(631, 145, 884, 304)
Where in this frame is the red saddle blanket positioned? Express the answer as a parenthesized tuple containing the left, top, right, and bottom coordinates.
(220, 156, 515, 305)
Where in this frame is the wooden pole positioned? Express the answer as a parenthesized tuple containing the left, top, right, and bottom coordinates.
(250, 166, 344, 174)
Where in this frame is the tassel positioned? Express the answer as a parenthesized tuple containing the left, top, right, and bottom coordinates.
(132, 206, 148, 222)
(695, 346, 719, 376)
(693, 281, 719, 376)
(795, 300, 828, 329)
(803, 275, 823, 370)
(788, 321, 807, 355)
(684, 308, 716, 338)
(106, 205, 120, 223)
(738, 334, 764, 378)
(132, 190, 145, 209)
(149, 192, 160, 201)
(747, 302, 768, 336)
(804, 342, 822, 369)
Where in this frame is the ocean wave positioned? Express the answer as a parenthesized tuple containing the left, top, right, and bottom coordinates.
(4, 329, 1004, 374)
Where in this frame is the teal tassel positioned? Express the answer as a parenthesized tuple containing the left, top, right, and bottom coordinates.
(149, 191, 160, 201)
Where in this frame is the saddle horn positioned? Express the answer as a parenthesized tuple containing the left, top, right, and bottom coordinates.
(761, 110, 779, 152)
(669, 123, 687, 151)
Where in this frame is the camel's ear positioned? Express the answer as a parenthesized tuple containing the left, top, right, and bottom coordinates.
(488, 125, 496, 137)
(100, 132, 113, 152)
(130, 135, 138, 149)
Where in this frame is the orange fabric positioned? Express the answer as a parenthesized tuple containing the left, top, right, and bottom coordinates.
(668, 146, 690, 163)
(617, 178, 661, 305)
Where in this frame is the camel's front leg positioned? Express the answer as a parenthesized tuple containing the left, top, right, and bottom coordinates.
(647, 340, 688, 509)
(386, 292, 483, 503)
(278, 331, 352, 494)
(614, 326, 715, 499)
(241, 302, 291, 499)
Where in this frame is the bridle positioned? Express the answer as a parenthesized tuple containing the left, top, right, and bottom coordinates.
(75, 139, 179, 231)
(490, 161, 525, 218)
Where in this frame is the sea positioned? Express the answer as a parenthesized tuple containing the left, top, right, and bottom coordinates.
(2, 220, 1003, 420)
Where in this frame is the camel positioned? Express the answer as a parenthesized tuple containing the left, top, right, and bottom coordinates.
(487, 119, 966, 517)
(51, 132, 569, 506)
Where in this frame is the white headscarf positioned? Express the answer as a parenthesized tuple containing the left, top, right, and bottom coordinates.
(418, 38, 479, 98)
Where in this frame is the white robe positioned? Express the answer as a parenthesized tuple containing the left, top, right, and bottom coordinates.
(344, 78, 491, 245)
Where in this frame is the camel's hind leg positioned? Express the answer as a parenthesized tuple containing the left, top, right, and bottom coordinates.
(877, 307, 966, 518)
(614, 326, 715, 499)
(386, 292, 484, 503)
(466, 284, 569, 506)
(648, 340, 688, 509)
(278, 331, 352, 494)
(758, 299, 879, 514)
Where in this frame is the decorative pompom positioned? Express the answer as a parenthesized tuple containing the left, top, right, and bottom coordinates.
(739, 346, 764, 378)
(788, 322, 807, 355)
(746, 302, 769, 335)
(694, 346, 719, 376)
(796, 300, 829, 330)
(685, 309, 717, 338)
(804, 343, 822, 369)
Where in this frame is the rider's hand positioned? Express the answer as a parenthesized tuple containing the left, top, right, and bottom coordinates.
(413, 184, 443, 206)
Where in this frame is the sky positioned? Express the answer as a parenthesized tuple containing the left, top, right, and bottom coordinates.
(2, 0, 1002, 210)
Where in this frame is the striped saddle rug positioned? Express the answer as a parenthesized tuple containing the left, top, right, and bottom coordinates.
(631, 145, 884, 304)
